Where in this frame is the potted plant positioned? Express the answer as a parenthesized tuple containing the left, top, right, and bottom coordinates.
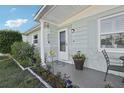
(72, 51, 86, 70)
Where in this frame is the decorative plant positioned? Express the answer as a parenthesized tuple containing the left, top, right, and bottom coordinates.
(32, 67, 65, 88)
(72, 51, 86, 70)
(49, 49, 56, 61)
(32, 66, 79, 88)
(11, 42, 34, 67)
(11, 42, 41, 67)
(72, 51, 86, 61)
(48, 49, 56, 73)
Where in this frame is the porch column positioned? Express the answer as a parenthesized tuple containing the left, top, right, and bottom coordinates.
(40, 19, 45, 66)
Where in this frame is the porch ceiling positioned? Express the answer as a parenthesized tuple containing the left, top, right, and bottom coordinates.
(42, 5, 90, 25)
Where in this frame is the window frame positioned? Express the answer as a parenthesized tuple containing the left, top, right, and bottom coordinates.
(98, 12, 124, 53)
(32, 34, 38, 45)
(60, 31, 66, 52)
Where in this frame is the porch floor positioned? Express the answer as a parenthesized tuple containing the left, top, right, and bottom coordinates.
(53, 61, 124, 88)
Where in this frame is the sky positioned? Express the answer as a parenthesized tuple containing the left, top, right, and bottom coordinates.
(0, 5, 40, 32)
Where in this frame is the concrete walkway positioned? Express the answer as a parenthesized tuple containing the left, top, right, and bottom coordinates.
(53, 61, 124, 88)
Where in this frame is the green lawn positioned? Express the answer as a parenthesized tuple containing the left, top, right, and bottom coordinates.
(0, 56, 45, 88)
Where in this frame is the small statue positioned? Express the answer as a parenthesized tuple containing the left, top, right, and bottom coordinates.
(63, 73, 73, 88)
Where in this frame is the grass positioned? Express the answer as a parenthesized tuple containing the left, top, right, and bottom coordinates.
(0, 56, 45, 88)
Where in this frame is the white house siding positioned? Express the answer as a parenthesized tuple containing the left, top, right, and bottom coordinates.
(43, 27, 51, 57)
(43, 24, 58, 61)
(22, 35, 28, 42)
(49, 25, 58, 60)
(46, 6, 124, 76)
(24, 30, 41, 51)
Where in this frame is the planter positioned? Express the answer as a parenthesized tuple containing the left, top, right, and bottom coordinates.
(32, 67, 65, 88)
(72, 51, 86, 70)
(73, 59, 85, 70)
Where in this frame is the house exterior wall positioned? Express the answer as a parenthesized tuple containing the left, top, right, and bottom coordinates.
(43, 27, 50, 56)
(43, 24, 58, 61)
(45, 6, 124, 76)
(23, 30, 41, 51)
(22, 35, 28, 42)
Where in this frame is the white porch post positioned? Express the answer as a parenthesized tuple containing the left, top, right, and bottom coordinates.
(40, 19, 45, 66)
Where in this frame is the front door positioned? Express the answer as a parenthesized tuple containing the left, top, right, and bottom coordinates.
(58, 29, 68, 61)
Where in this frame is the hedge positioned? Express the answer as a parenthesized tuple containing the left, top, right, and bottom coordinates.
(0, 29, 22, 53)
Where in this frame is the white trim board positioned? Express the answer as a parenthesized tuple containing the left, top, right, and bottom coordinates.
(98, 11, 124, 21)
(34, 5, 46, 21)
(59, 6, 120, 27)
(58, 28, 70, 63)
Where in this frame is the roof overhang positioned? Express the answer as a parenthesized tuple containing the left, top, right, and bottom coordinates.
(34, 5, 120, 27)
(34, 5, 90, 25)
(34, 5, 55, 21)
(23, 24, 40, 35)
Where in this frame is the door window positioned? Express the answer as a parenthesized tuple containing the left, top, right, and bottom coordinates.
(60, 31, 66, 51)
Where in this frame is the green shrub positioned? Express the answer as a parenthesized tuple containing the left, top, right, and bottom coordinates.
(11, 42, 34, 67)
(33, 49, 41, 67)
(11, 42, 41, 67)
(0, 29, 22, 53)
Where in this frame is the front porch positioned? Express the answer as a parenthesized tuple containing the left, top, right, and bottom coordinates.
(53, 61, 124, 88)
(34, 5, 124, 88)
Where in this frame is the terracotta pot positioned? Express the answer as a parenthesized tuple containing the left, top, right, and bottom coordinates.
(73, 59, 85, 70)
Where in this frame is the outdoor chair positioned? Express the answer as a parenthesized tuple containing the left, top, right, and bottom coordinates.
(102, 49, 124, 81)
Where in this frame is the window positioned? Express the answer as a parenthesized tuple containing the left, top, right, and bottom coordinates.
(60, 31, 66, 51)
(98, 12, 124, 52)
(33, 34, 38, 44)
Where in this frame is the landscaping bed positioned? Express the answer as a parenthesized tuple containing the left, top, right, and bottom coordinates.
(10, 41, 79, 88)
(31, 66, 65, 88)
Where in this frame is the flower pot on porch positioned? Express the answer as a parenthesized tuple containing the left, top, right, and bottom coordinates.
(73, 59, 85, 70)
(72, 51, 86, 70)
